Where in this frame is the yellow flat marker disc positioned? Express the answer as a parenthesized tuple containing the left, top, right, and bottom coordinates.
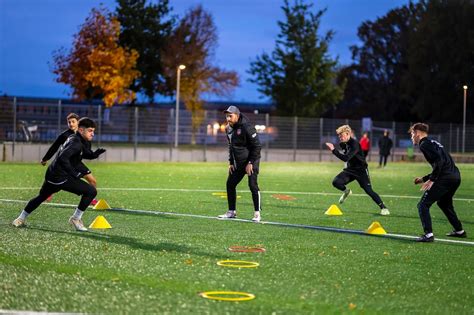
(212, 192, 227, 196)
(220, 195, 241, 199)
(199, 291, 255, 302)
(217, 259, 259, 268)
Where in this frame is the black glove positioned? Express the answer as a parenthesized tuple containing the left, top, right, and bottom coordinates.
(94, 148, 106, 157)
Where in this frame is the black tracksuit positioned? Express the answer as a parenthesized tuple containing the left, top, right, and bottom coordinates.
(226, 114, 262, 212)
(331, 137, 386, 209)
(41, 129, 75, 162)
(24, 133, 98, 213)
(378, 136, 393, 167)
(417, 137, 463, 234)
(42, 128, 100, 174)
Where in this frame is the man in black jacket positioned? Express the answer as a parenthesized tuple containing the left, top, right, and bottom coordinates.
(378, 130, 393, 168)
(325, 125, 390, 216)
(40, 112, 102, 205)
(12, 118, 105, 231)
(218, 106, 263, 222)
(409, 123, 466, 242)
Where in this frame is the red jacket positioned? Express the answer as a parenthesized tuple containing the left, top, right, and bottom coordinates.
(359, 137, 370, 151)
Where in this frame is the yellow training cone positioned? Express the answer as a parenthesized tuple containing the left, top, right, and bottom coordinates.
(89, 215, 112, 229)
(366, 221, 387, 235)
(325, 204, 343, 216)
(93, 199, 111, 210)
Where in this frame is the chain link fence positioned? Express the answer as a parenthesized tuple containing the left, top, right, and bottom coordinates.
(1, 96, 473, 162)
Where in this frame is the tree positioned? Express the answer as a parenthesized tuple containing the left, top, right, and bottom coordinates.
(337, 2, 422, 121)
(403, 0, 474, 123)
(248, 0, 344, 117)
(51, 7, 140, 107)
(340, 0, 474, 123)
(116, 0, 175, 101)
(162, 5, 239, 144)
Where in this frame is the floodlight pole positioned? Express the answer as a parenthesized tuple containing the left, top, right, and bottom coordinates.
(174, 64, 186, 148)
(462, 85, 468, 153)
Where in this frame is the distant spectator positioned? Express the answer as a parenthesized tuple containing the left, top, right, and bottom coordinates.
(359, 132, 370, 158)
(378, 130, 393, 168)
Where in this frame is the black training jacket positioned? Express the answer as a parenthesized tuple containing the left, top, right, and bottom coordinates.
(419, 137, 460, 182)
(226, 114, 262, 167)
(41, 129, 75, 162)
(331, 137, 368, 171)
(45, 133, 97, 184)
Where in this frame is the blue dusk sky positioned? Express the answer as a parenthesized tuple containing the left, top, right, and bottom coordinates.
(0, 0, 411, 103)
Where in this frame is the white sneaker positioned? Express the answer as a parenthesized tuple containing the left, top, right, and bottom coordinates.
(218, 211, 236, 219)
(339, 189, 352, 204)
(12, 218, 26, 227)
(69, 216, 88, 231)
(252, 212, 261, 223)
(380, 208, 390, 216)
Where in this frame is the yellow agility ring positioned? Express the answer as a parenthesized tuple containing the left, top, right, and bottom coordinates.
(199, 291, 255, 301)
(216, 259, 259, 268)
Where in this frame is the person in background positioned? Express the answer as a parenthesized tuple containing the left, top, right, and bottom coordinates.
(359, 132, 370, 158)
(378, 129, 393, 168)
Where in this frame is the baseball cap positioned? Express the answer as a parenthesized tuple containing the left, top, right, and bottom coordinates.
(223, 105, 240, 115)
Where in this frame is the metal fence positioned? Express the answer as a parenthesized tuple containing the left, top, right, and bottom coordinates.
(1, 96, 474, 159)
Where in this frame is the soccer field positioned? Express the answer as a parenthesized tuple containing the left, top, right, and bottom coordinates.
(1, 162, 473, 314)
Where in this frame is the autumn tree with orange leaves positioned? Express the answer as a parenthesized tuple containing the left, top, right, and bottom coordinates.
(51, 7, 140, 107)
(162, 5, 239, 144)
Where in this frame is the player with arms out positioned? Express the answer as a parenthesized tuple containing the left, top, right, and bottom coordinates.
(12, 118, 105, 231)
(325, 125, 390, 216)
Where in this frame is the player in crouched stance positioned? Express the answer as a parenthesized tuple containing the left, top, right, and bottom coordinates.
(325, 125, 389, 216)
(409, 123, 466, 242)
(12, 118, 105, 231)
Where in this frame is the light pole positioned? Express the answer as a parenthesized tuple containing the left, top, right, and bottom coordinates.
(175, 64, 186, 148)
(462, 85, 468, 153)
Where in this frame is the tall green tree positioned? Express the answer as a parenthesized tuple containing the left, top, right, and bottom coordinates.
(340, 0, 474, 123)
(337, 2, 422, 120)
(403, 0, 474, 123)
(116, 0, 175, 101)
(248, 0, 344, 117)
(161, 5, 239, 144)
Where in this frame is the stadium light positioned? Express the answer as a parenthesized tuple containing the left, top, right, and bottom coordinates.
(174, 64, 186, 148)
(462, 85, 468, 153)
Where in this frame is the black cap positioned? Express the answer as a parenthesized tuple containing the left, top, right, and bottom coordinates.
(223, 105, 240, 115)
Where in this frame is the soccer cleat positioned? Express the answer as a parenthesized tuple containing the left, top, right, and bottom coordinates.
(446, 230, 467, 238)
(12, 218, 26, 228)
(69, 216, 88, 232)
(339, 189, 352, 204)
(380, 208, 390, 216)
(252, 211, 261, 223)
(46, 195, 53, 202)
(90, 199, 98, 206)
(218, 211, 236, 219)
(416, 234, 434, 243)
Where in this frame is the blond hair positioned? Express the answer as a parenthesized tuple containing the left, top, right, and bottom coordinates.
(336, 125, 352, 135)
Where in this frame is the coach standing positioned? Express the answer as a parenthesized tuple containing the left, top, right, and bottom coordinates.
(218, 106, 262, 222)
(410, 123, 466, 242)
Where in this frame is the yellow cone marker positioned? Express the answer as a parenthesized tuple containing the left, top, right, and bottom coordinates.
(366, 221, 387, 235)
(325, 204, 343, 216)
(89, 215, 112, 229)
(93, 199, 111, 210)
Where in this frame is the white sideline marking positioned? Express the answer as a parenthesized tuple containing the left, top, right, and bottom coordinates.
(1, 198, 473, 246)
(0, 186, 473, 202)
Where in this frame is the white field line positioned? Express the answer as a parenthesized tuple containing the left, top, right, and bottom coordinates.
(1, 198, 473, 246)
(0, 186, 473, 202)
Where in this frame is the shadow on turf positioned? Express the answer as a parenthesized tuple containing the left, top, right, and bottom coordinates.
(28, 226, 221, 258)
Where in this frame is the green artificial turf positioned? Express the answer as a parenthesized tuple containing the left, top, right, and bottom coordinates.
(0, 162, 473, 314)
